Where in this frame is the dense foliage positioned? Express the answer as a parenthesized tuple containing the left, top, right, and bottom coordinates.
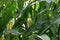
(0, 0, 60, 40)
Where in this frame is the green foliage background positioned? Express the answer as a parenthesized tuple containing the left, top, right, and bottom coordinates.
(0, 0, 60, 40)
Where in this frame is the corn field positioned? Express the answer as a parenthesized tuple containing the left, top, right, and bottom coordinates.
(0, 0, 60, 40)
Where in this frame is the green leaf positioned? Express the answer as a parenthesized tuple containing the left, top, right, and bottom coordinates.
(37, 34, 50, 40)
(3, 29, 20, 35)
